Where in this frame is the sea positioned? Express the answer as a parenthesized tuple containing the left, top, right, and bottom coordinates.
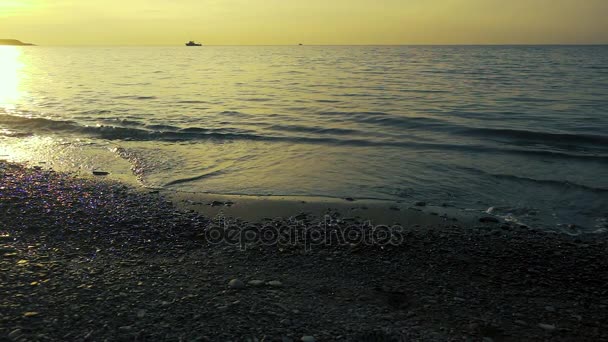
(1, 45, 607, 232)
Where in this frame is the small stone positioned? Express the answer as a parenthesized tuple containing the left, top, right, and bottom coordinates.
(267, 280, 283, 287)
(538, 323, 556, 332)
(228, 279, 245, 289)
(23, 311, 39, 317)
(453, 297, 466, 302)
(545, 305, 556, 312)
(118, 326, 132, 332)
(415, 201, 427, 207)
(137, 309, 146, 318)
(301, 336, 315, 342)
(514, 320, 527, 326)
(92, 171, 109, 176)
(248, 280, 264, 287)
(282, 337, 294, 342)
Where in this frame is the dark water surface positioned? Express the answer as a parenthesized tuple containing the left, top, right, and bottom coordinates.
(1, 46, 607, 231)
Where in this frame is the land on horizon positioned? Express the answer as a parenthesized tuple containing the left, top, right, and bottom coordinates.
(0, 39, 35, 46)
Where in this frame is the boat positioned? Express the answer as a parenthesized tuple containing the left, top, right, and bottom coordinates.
(185, 41, 202, 46)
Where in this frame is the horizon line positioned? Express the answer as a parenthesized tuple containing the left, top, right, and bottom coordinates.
(9, 43, 608, 47)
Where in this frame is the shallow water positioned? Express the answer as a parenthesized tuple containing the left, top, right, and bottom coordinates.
(1, 45, 607, 231)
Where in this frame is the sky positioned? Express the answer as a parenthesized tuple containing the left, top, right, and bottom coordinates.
(1, 0, 607, 45)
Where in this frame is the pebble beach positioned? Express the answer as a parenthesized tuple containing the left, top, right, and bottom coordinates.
(1, 161, 607, 341)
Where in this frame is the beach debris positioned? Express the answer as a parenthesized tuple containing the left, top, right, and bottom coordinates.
(92, 171, 109, 176)
(228, 279, 245, 289)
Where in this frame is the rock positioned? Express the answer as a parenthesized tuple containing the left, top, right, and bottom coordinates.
(415, 201, 427, 207)
(267, 280, 283, 287)
(538, 323, 556, 332)
(344, 197, 355, 202)
(228, 279, 245, 289)
(92, 171, 109, 176)
(545, 305, 556, 312)
(479, 216, 499, 223)
(248, 280, 265, 287)
(301, 336, 315, 342)
(282, 337, 294, 342)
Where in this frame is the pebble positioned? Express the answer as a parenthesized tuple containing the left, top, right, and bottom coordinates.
(92, 171, 109, 176)
(415, 201, 427, 207)
(267, 280, 283, 287)
(248, 280, 265, 287)
(301, 336, 315, 342)
(538, 323, 556, 332)
(479, 216, 499, 223)
(228, 279, 245, 289)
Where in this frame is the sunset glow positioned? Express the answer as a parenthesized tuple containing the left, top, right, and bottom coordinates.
(0, 0, 607, 45)
(0, 47, 23, 108)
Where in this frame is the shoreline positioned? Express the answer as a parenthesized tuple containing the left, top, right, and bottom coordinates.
(166, 190, 484, 229)
(1, 161, 607, 341)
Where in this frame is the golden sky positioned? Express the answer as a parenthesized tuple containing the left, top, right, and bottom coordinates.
(1, 0, 607, 45)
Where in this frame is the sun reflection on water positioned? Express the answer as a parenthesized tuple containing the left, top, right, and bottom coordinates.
(0, 46, 24, 109)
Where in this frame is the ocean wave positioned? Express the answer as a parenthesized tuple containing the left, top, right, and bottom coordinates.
(464, 127, 608, 146)
(1, 113, 607, 162)
(457, 165, 608, 193)
(491, 173, 608, 194)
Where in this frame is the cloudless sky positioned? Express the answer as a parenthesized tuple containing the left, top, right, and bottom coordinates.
(1, 0, 607, 45)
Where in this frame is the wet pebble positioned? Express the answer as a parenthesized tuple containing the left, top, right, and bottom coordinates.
(228, 279, 245, 289)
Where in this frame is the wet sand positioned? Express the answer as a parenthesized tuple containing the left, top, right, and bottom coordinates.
(1, 161, 607, 341)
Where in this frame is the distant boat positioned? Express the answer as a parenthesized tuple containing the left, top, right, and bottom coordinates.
(185, 41, 202, 46)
